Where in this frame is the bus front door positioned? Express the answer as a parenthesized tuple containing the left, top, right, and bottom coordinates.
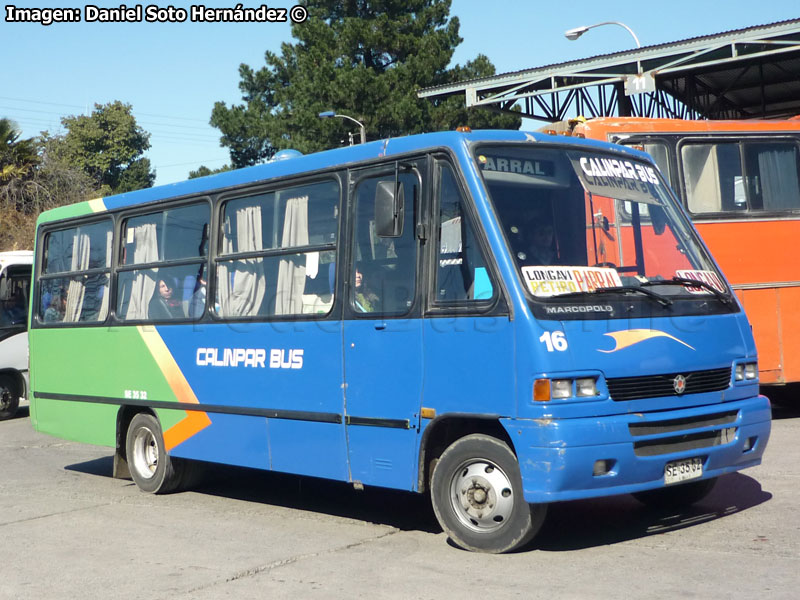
(342, 164, 425, 490)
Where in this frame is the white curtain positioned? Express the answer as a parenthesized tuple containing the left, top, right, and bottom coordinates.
(64, 231, 90, 322)
(98, 229, 113, 320)
(126, 223, 159, 320)
(219, 205, 266, 317)
(684, 145, 722, 213)
(217, 218, 234, 315)
(759, 148, 800, 210)
(275, 196, 309, 315)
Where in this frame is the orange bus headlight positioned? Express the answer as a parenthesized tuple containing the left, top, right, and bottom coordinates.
(533, 379, 551, 402)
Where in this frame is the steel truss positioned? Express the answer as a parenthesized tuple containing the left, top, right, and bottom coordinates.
(419, 20, 800, 122)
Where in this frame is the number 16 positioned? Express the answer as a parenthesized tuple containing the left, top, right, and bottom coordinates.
(539, 331, 568, 352)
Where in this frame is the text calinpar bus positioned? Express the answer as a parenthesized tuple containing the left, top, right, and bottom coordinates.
(29, 130, 771, 553)
(1, 250, 33, 420)
(560, 116, 800, 389)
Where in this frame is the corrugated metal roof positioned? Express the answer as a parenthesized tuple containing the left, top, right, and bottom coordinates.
(418, 19, 800, 121)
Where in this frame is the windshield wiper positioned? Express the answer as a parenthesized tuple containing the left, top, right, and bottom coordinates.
(641, 277, 733, 305)
(556, 285, 673, 307)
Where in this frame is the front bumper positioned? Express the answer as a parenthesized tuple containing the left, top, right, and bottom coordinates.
(503, 395, 771, 503)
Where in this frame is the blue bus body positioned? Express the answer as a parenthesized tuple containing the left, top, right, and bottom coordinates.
(30, 130, 771, 552)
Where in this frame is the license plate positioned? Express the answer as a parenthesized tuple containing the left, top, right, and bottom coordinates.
(664, 457, 703, 485)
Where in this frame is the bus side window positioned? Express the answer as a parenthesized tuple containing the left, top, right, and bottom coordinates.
(118, 203, 209, 321)
(682, 143, 743, 213)
(743, 142, 800, 211)
(351, 171, 419, 315)
(682, 140, 800, 214)
(435, 163, 493, 303)
(215, 180, 339, 319)
(39, 221, 112, 325)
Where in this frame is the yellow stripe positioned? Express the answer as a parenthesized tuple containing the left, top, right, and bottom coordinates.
(87, 198, 107, 213)
(136, 325, 211, 450)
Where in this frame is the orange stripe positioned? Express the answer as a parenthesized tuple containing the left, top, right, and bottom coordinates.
(136, 326, 211, 450)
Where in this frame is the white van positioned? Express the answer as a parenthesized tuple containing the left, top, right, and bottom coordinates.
(0, 251, 33, 420)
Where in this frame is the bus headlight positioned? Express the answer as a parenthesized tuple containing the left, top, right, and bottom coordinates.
(551, 379, 572, 399)
(744, 362, 758, 380)
(735, 362, 758, 381)
(575, 378, 598, 397)
(533, 377, 599, 401)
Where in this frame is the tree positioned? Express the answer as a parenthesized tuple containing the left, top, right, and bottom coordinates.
(49, 101, 155, 193)
(188, 164, 233, 179)
(211, 0, 519, 167)
(1, 128, 99, 250)
(0, 118, 40, 207)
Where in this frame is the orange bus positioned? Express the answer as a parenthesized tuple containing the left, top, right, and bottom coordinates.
(561, 117, 800, 388)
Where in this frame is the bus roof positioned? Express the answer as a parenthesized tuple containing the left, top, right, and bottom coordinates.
(576, 116, 800, 137)
(36, 129, 651, 226)
(0, 251, 33, 266)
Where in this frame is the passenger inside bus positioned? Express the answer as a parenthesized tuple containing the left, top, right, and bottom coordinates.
(43, 290, 66, 323)
(1, 290, 26, 325)
(353, 266, 380, 313)
(149, 276, 185, 319)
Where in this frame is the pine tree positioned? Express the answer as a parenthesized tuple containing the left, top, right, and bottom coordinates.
(210, 0, 519, 167)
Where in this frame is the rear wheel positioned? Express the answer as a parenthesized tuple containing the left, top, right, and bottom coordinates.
(0, 375, 20, 421)
(430, 434, 547, 553)
(633, 477, 717, 508)
(126, 413, 189, 494)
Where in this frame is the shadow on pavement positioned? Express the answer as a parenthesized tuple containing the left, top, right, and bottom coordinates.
(64, 453, 771, 551)
(195, 465, 442, 533)
(65, 455, 114, 477)
(763, 384, 800, 419)
(532, 472, 771, 551)
(1, 404, 29, 420)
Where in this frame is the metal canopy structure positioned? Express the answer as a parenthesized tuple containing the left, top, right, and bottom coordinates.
(418, 19, 800, 122)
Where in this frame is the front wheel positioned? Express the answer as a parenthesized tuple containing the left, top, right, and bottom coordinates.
(633, 477, 717, 509)
(126, 413, 190, 494)
(430, 434, 547, 553)
(0, 375, 20, 421)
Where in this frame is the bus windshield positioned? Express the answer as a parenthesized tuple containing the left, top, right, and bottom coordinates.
(476, 144, 732, 316)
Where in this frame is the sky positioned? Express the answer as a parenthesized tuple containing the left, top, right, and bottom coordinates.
(3, 1, 798, 186)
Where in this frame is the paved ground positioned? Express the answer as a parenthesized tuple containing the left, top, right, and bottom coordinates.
(2, 396, 798, 599)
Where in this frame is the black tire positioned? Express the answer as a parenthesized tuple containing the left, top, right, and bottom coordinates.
(125, 413, 189, 494)
(633, 477, 717, 509)
(430, 434, 547, 553)
(0, 374, 21, 421)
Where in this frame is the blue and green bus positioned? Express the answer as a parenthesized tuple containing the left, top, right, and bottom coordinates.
(29, 130, 771, 553)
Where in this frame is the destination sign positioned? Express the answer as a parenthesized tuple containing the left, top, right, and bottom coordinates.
(478, 155, 556, 177)
(569, 153, 663, 205)
(522, 265, 623, 297)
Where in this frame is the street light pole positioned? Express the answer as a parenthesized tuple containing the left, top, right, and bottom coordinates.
(564, 21, 641, 48)
(318, 111, 367, 145)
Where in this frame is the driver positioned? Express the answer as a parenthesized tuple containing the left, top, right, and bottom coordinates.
(512, 217, 559, 265)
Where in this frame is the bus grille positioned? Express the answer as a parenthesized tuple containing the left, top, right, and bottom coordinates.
(628, 410, 738, 437)
(633, 427, 737, 457)
(606, 367, 731, 401)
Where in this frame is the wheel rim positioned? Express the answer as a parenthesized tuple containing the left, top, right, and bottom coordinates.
(448, 458, 516, 533)
(131, 426, 159, 480)
(0, 387, 10, 411)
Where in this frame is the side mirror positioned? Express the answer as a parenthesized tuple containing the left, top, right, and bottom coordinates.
(375, 180, 404, 237)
